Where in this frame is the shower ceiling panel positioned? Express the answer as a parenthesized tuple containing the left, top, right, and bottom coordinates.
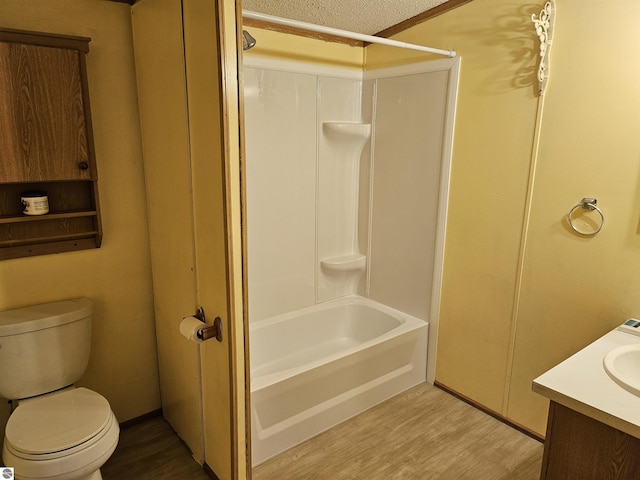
(242, 0, 452, 35)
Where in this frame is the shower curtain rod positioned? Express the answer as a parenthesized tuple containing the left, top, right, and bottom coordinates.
(242, 10, 457, 58)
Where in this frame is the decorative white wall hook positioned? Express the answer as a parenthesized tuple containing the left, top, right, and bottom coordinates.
(532, 1, 555, 95)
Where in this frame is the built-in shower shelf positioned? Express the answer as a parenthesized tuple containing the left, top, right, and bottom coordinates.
(322, 122, 371, 139)
(320, 254, 367, 273)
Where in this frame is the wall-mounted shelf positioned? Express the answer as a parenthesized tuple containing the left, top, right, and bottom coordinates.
(320, 254, 367, 273)
(322, 122, 371, 140)
(318, 121, 371, 299)
(0, 210, 98, 225)
(0, 29, 101, 260)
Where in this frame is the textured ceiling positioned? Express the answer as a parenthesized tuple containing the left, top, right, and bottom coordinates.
(242, 0, 451, 35)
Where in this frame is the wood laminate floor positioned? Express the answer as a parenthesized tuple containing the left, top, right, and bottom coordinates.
(101, 414, 210, 480)
(253, 383, 543, 480)
(103, 383, 544, 480)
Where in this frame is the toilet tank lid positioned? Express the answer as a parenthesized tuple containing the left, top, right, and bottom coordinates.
(0, 298, 93, 337)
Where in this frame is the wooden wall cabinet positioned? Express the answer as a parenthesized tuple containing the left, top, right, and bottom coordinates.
(0, 28, 101, 260)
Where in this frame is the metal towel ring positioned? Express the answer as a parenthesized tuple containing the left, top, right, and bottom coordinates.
(568, 198, 604, 236)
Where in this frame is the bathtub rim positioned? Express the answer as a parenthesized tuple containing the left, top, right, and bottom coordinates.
(250, 294, 422, 331)
(249, 295, 428, 390)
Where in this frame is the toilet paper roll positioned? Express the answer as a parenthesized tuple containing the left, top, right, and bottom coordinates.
(180, 316, 205, 343)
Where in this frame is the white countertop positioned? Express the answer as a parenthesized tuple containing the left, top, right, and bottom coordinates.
(533, 328, 640, 439)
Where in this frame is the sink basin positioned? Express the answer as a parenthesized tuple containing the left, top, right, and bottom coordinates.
(603, 344, 640, 396)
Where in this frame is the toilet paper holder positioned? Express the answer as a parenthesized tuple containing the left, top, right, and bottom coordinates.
(194, 307, 223, 342)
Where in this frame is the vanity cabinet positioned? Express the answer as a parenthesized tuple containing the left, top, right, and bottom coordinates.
(541, 401, 640, 479)
(0, 29, 101, 260)
(533, 328, 640, 480)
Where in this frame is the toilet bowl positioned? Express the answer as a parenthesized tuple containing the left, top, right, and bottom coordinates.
(3, 388, 119, 480)
(0, 299, 120, 480)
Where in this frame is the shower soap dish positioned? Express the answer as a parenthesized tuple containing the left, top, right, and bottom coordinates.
(320, 254, 366, 273)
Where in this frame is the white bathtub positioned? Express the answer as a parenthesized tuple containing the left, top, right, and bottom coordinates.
(250, 295, 428, 465)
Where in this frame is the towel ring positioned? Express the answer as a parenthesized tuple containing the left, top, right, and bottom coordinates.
(568, 198, 604, 236)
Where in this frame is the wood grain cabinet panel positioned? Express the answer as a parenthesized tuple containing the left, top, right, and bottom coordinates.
(0, 29, 101, 260)
(541, 402, 640, 480)
(0, 43, 92, 182)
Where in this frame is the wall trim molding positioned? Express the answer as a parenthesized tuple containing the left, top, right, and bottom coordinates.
(435, 382, 545, 443)
(118, 408, 162, 429)
(203, 463, 220, 480)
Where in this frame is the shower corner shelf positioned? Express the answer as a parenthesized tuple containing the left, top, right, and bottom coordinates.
(320, 253, 367, 273)
(322, 122, 371, 139)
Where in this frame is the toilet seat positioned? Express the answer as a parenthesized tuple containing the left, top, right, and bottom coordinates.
(3, 388, 119, 480)
(5, 388, 113, 460)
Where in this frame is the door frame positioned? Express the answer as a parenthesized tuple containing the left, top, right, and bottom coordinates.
(131, 0, 250, 478)
(183, 0, 250, 477)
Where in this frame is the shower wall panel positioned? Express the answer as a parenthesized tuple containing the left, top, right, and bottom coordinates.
(244, 59, 452, 329)
(244, 65, 365, 321)
(244, 68, 318, 322)
(367, 71, 449, 321)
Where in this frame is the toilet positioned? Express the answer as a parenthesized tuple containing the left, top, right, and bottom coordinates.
(0, 298, 119, 480)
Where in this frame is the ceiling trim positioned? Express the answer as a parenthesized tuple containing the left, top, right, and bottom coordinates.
(243, 17, 363, 47)
(242, 0, 473, 48)
(375, 0, 474, 39)
(113, 0, 474, 47)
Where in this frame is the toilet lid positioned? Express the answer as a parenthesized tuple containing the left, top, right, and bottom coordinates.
(5, 388, 112, 455)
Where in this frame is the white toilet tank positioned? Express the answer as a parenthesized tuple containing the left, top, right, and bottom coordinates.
(0, 298, 93, 400)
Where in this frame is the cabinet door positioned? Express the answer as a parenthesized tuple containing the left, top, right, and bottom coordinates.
(0, 42, 92, 182)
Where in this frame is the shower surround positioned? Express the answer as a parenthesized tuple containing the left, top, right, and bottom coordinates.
(244, 55, 458, 464)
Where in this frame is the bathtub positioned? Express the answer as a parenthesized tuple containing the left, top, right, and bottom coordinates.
(250, 295, 428, 465)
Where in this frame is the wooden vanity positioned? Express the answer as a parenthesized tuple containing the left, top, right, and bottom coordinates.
(534, 329, 640, 479)
(541, 400, 640, 479)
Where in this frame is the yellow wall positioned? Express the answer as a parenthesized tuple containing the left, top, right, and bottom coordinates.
(367, 0, 640, 435)
(0, 0, 160, 440)
(508, 0, 640, 433)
